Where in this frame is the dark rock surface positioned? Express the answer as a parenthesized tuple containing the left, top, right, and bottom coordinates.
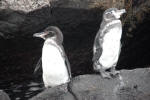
(30, 86, 76, 100)
(0, 9, 26, 38)
(30, 68, 150, 100)
(0, 0, 124, 12)
(0, 0, 149, 38)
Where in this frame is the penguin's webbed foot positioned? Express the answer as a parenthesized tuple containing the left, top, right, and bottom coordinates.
(110, 70, 120, 77)
(99, 67, 120, 79)
(59, 84, 68, 93)
(110, 67, 120, 78)
(93, 62, 114, 79)
(100, 71, 112, 79)
(97, 68, 111, 79)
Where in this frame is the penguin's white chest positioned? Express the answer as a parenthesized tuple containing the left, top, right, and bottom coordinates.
(99, 27, 122, 69)
(42, 42, 69, 87)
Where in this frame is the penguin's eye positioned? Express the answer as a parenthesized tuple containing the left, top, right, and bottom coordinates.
(106, 12, 111, 15)
(110, 11, 113, 14)
(49, 31, 55, 36)
(106, 11, 113, 15)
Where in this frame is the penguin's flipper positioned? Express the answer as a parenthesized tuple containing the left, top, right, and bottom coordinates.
(93, 31, 103, 62)
(34, 57, 42, 74)
(60, 45, 72, 79)
(92, 47, 102, 62)
(65, 54, 72, 79)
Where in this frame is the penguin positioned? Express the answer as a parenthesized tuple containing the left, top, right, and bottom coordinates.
(93, 8, 126, 78)
(33, 26, 71, 88)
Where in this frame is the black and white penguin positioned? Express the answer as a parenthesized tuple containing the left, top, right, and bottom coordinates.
(93, 8, 126, 78)
(33, 26, 71, 88)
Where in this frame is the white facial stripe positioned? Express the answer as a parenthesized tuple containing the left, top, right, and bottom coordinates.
(101, 20, 121, 33)
(112, 11, 120, 18)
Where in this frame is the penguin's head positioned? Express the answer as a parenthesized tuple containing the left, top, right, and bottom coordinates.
(103, 8, 126, 21)
(33, 26, 63, 44)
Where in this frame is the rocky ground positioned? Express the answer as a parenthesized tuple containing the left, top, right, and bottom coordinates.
(30, 68, 150, 100)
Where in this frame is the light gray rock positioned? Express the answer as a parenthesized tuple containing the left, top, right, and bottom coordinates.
(0, 0, 51, 12)
(30, 68, 150, 100)
(30, 84, 76, 100)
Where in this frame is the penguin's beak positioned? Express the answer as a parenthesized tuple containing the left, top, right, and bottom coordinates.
(117, 9, 126, 15)
(114, 9, 126, 19)
(33, 32, 45, 39)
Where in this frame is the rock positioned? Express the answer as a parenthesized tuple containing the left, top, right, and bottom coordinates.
(0, 0, 124, 12)
(0, 90, 11, 100)
(30, 84, 76, 100)
(30, 68, 150, 100)
(0, 0, 149, 38)
(0, 0, 51, 12)
(0, 0, 127, 38)
(0, 9, 25, 38)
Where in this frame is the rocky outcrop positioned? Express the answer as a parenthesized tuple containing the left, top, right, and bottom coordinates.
(0, 0, 51, 12)
(0, 0, 125, 38)
(30, 68, 150, 100)
(0, 0, 149, 38)
(0, 9, 26, 38)
(0, 0, 124, 12)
